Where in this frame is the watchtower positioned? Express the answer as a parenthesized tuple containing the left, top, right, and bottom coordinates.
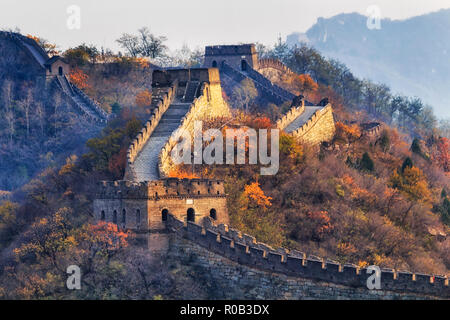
(204, 44, 258, 71)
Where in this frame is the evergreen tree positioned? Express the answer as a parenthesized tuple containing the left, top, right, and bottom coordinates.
(378, 130, 390, 152)
(401, 157, 413, 173)
(360, 152, 374, 172)
(411, 138, 422, 154)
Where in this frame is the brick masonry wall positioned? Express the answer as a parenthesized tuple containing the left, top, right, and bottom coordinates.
(164, 214, 449, 299)
(124, 81, 178, 180)
(293, 105, 336, 145)
(93, 179, 229, 232)
(166, 235, 445, 300)
(276, 105, 305, 131)
(159, 82, 230, 178)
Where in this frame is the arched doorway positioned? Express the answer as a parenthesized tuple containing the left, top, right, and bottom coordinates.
(241, 59, 247, 71)
(101, 210, 105, 221)
(212, 60, 217, 68)
(113, 210, 117, 224)
(58, 66, 63, 76)
(122, 209, 126, 225)
(210, 209, 217, 220)
(136, 209, 141, 226)
(162, 209, 168, 222)
(187, 208, 195, 222)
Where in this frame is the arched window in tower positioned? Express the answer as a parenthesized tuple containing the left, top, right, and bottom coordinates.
(58, 66, 63, 76)
(136, 209, 141, 226)
(212, 60, 217, 68)
(101, 210, 105, 221)
(241, 59, 247, 71)
(113, 210, 117, 224)
(210, 208, 217, 220)
(162, 209, 168, 222)
(122, 209, 126, 225)
(187, 208, 195, 222)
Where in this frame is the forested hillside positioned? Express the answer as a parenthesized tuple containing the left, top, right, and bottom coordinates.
(0, 31, 448, 299)
(287, 9, 450, 119)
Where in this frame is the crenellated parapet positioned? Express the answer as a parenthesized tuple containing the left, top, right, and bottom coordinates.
(361, 122, 384, 138)
(292, 104, 336, 145)
(256, 58, 295, 76)
(276, 105, 306, 131)
(94, 178, 229, 231)
(96, 178, 226, 200)
(166, 214, 449, 298)
(124, 80, 178, 180)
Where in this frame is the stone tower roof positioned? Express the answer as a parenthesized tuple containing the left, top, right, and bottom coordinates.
(205, 44, 256, 56)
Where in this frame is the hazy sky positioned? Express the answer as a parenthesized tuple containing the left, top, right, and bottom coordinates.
(1, 0, 450, 52)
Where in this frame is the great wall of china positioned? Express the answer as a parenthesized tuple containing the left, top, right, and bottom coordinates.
(93, 44, 448, 299)
(0, 31, 109, 124)
(2, 35, 446, 298)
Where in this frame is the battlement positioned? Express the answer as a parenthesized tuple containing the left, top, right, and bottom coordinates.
(361, 122, 383, 138)
(166, 214, 449, 298)
(276, 105, 306, 131)
(152, 68, 221, 86)
(205, 44, 257, 56)
(96, 178, 226, 200)
(292, 104, 336, 145)
(256, 58, 295, 76)
(125, 80, 178, 176)
(204, 44, 259, 70)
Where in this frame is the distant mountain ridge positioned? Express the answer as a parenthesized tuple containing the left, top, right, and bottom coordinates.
(287, 9, 450, 118)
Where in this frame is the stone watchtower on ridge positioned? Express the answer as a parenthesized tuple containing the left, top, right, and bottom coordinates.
(204, 44, 258, 71)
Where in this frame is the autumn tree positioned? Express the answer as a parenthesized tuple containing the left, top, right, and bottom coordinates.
(116, 27, 168, 59)
(432, 137, 449, 172)
(241, 182, 272, 209)
(334, 122, 361, 144)
(18, 87, 34, 138)
(135, 89, 152, 108)
(26, 34, 59, 56)
(231, 78, 258, 111)
(116, 33, 140, 57)
(0, 201, 19, 247)
(68, 68, 90, 90)
(378, 130, 390, 152)
(64, 44, 99, 66)
(137, 27, 168, 59)
(390, 166, 431, 203)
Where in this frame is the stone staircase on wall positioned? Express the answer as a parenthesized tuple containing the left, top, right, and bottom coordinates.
(244, 67, 296, 102)
(53, 75, 109, 123)
(2, 32, 109, 124)
(220, 62, 291, 106)
(283, 106, 322, 133)
(220, 61, 316, 108)
(132, 101, 191, 181)
(183, 81, 199, 102)
(5, 32, 49, 68)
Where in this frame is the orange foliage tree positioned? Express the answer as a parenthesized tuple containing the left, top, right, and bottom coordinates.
(390, 166, 432, 203)
(247, 116, 272, 129)
(306, 211, 334, 239)
(433, 137, 449, 172)
(89, 221, 128, 251)
(334, 122, 361, 144)
(283, 73, 318, 96)
(68, 67, 90, 90)
(242, 182, 272, 209)
(168, 167, 199, 179)
(135, 90, 152, 108)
